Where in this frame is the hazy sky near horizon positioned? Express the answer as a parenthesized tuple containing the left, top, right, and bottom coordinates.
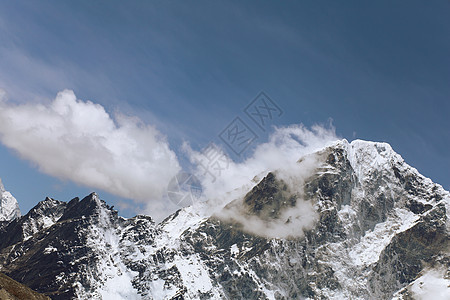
(0, 1, 449, 219)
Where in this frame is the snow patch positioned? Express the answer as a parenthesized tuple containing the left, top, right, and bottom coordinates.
(159, 205, 208, 247)
(44, 245, 57, 254)
(173, 253, 220, 298)
(409, 268, 449, 300)
(230, 244, 239, 256)
(148, 279, 177, 300)
(347, 140, 398, 185)
(349, 208, 419, 266)
(76, 201, 140, 299)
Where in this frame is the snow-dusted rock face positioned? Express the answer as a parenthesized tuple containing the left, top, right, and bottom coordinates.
(0, 178, 21, 222)
(0, 139, 448, 299)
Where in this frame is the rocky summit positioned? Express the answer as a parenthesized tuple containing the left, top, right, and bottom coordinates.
(0, 178, 21, 222)
(0, 139, 448, 299)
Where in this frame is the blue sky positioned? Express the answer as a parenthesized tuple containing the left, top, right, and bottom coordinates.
(0, 1, 449, 218)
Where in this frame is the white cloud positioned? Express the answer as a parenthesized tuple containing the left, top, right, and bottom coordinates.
(0, 90, 180, 206)
(0, 89, 339, 227)
(184, 123, 339, 238)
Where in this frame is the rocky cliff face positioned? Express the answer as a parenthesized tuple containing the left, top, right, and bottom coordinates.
(0, 140, 448, 299)
(0, 272, 50, 300)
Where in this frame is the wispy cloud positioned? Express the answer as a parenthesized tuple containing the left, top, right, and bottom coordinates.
(184, 123, 339, 237)
(0, 90, 180, 204)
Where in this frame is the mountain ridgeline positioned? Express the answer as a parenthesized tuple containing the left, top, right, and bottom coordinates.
(0, 140, 448, 299)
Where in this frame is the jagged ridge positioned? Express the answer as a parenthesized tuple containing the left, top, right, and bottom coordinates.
(0, 139, 448, 299)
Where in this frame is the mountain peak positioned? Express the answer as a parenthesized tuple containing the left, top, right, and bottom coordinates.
(0, 139, 448, 299)
(241, 172, 296, 220)
(0, 178, 20, 222)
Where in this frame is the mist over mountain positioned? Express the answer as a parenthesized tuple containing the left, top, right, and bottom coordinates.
(0, 1, 448, 299)
(0, 139, 448, 299)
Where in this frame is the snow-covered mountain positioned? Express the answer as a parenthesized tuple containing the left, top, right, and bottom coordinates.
(0, 178, 21, 222)
(0, 139, 448, 299)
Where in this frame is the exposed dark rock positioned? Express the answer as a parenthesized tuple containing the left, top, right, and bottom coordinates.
(0, 272, 50, 300)
(0, 140, 448, 299)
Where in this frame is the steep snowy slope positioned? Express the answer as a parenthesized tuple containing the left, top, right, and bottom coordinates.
(0, 139, 448, 299)
(0, 178, 20, 222)
(173, 140, 449, 299)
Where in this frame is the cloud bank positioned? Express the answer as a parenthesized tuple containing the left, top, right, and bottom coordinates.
(0, 89, 339, 228)
(217, 154, 321, 239)
(0, 90, 180, 204)
(184, 124, 339, 238)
